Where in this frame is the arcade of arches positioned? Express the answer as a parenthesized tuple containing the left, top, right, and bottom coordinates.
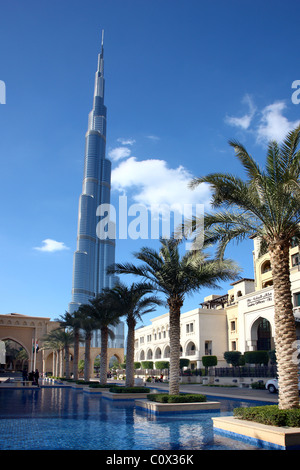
(0, 313, 124, 377)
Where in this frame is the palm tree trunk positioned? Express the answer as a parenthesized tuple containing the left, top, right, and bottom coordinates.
(65, 345, 70, 379)
(59, 349, 63, 377)
(84, 332, 91, 382)
(100, 327, 108, 385)
(52, 350, 56, 376)
(126, 318, 136, 387)
(56, 350, 59, 377)
(269, 241, 299, 409)
(168, 297, 183, 395)
(73, 328, 79, 381)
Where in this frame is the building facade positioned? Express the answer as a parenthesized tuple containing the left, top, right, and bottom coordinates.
(0, 313, 124, 376)
(134, 236, 300, 368)
(226, 235, 300, 355)
(134, 307, 228, 369)
(68, 32, 124, 348)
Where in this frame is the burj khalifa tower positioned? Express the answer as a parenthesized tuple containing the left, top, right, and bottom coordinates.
(69, 32, 124, 349)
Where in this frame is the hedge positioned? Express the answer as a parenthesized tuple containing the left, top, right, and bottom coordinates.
(244, 350, 269, 366)
(233, 405, 300, 427)
(109, 386, 151, 393)
(202, 356, 217, 367)
(224, 351, 243, 367)
(155, 361, 169, 370)
(88, 383, 112, 388)
(147, 393, 207, 403)
(141, 361, 154, 369)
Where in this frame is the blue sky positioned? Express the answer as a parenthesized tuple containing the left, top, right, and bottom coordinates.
(0, 0, 300, 327)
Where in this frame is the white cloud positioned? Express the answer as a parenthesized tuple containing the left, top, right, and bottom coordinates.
(111, 156, 211, 212)
(117, 138, 136, 145)
(146, 135, 160, 141)
(256, 101, 300, 143)
(225, 95, 300, 144)
(225, 94, 256, 130)
(108, 146, 131, 161)
(34, 239, 69, 253)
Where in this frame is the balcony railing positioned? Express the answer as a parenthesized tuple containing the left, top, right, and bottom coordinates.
(186, 350, 196, 356)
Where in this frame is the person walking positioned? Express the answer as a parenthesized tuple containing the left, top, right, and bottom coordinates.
(22, 368, 28, 386)
(34, 369, 40, 387)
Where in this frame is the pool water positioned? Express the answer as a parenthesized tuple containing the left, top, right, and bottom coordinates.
(0, 387, 270, 450)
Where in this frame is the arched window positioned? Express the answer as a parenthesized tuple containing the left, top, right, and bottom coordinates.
(261, 260, 271, 274)
(155, 348, 161, 359)
(146, 349, 153, 360)
(140, 350, 145, 361)
(163, 345, 170, 358)
(186, 342, 196, 356)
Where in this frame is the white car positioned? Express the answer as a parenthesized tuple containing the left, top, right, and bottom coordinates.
(265, 378, 278, 393)
(265, 378, 300, 394)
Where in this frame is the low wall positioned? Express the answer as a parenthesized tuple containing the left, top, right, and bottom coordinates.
(213, 376, 267, 387)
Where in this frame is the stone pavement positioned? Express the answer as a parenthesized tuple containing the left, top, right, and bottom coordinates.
(149, 382, 279, 403)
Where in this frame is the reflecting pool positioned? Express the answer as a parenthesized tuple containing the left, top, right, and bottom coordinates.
(0, 387, 270, 450)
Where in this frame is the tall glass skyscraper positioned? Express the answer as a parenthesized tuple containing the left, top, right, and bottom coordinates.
(69, 32, 124, 349)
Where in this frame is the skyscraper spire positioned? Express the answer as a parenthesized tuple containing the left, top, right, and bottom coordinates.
(69, 33, 124, 349)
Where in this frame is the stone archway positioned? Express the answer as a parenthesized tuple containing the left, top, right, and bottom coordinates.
(154, 347, 162, 359)
(185, 341, 196, 356)
(163, 345, 170, 359)
(0, 338, 29, 372)
(0, 313, 57, 374)
(250, 317, 273, 351)
(139, 350, 145, 361)
(146, 348, 153, 360)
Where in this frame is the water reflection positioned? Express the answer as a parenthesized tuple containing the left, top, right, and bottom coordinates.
(0, 388, 265, 450)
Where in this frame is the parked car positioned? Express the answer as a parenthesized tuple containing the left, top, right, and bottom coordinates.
(265, 378, 278, 393)
(265, 378, 300, 393)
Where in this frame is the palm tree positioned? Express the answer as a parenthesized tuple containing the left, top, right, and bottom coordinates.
(56, 311, 83, 380)
(188, 126, 300, 409)
(106, 282, 163, 387)
(85, 291, 122, 385)
(42, 330, 63, 376)
(43, 328, 74, 378)
(109, 238, 238, 394)
(77, 304, 99, 381)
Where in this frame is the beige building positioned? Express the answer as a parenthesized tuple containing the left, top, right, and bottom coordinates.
(134, 236, 300, 369)
(134, 306, 228, 369)
(0, 313, 124, 377)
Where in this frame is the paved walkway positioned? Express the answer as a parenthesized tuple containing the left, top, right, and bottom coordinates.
(0, 378, 278, 403)
(149, 382, 279, 403)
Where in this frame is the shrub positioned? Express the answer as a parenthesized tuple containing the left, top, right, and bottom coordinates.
(251, 381, 265, 389)
(141, 361, 153, 369)
(224, 351, 242, 367)
(147, 393, 207, 403)
(180, 359, 190, 369)
(88, 383, 111, 388)
(268, 350, 277, 365)
(155, 361, 169, 370)
(233, 405, 300, 427)
(202, 356, 217, 368)
(109, 386, 150, 393)
(244, 350, 269, 365)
